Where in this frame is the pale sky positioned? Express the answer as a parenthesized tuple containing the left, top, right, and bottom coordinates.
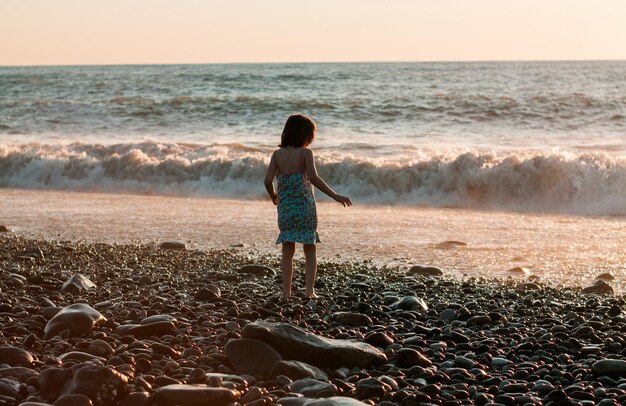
(1, 0, 625, 66)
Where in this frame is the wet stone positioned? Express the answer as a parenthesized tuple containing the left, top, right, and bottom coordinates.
(153, 384, 240, 406)
(407, 265, 444, 277)
(440, 309, 457, 322)
(582, 280, 614, 295)
(269, 360, 328, 381)
(39, 363, 127, 406)
(43, 303, 106, 339)
(355, 378, 392, 399)
(53, 393, 93, 406)
(61, 274, 96, 293)
(364, 332, 394, 348)
(0, 346, 35, 367)
(225, 338, 282, 376)
(287, 378, 337, 398)
(333, 312, 373, 326)
(195, 285, 221, 300)
(392, 296, 428, 312)
(242, 321, 386, 369)
(159, 241, 186, 250)
(591, 359, 626, 377)
(140, 314, 177, 325)
(467, 315, 492, 326)
(128, 321, 176, 336)
(396, 348, 432, 368)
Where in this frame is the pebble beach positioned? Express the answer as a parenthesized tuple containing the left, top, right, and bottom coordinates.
(1, 232, 625, 406)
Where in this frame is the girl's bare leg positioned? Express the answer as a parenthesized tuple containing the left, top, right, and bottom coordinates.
(281, 242, 296, 299)
(303, 243, 318, 299)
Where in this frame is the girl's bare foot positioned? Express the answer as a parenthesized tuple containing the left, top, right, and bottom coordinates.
(306, 291, 319, 299)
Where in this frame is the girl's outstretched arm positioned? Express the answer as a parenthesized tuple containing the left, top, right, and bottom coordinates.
(264, 152, 278, 205)
(303, 149, 352, 207)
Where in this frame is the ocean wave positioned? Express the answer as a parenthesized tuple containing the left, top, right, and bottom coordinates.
(1, 142, 624, 216)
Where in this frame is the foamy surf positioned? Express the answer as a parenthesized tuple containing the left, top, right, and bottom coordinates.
(1, 141, 624, 216)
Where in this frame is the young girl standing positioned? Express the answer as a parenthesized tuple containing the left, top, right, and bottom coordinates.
(264, 114, 352, 299)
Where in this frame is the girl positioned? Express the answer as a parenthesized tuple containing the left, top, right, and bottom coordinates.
(264, 114, 352, 299)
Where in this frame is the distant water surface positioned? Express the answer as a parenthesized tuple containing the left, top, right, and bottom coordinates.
(1, 61, 625, 215)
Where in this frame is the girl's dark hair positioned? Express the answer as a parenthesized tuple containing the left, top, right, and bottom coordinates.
(279, 114, 316, 148)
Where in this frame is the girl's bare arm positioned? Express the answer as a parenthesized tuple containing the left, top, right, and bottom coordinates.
(264, 152, 278, 204)
(304, 149, 352, 207)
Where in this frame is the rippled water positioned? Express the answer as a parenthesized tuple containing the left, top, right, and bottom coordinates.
(1, 61, 625, 153)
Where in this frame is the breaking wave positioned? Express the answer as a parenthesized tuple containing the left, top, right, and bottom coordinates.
(1, 141, 625, 216)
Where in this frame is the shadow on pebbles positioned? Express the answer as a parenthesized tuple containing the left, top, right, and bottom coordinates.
(0, 234, 625, 405)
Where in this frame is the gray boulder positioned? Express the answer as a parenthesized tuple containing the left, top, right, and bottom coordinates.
(242, 321, 386, 369)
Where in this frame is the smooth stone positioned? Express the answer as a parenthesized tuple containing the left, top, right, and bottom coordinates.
(0, 367, 39, 381)
(355, 378, 392, 398)
(153, 384, 239, 406)
(333, 312, 373, 326)
(237, 264, 276, 276)
(242, 321, 386, 369)
(128, 321, 176, 336)
(0, 345, 35, 367)
(61, 274, 96, 293)
(519, 282, 541, 290)
(39, 363, 128, 405)
(159, 241, 186, 250)
(595, 272, 615, 281)
(17, 403, 52, 406)
(42, 307, 63, 319)
(58, 352, 106, 363)
(434, 241, 467, 249)
(364, 332, 394, 348)
(491, 357, 513, 368)
(454, 355, 476, 369)
(53, 394, 93, 406)
(306, 397, 368, 405)
(194, 285, 221, 300)
(287, 378, 337, 398)
(269, 360, 328, 380)
(225, 338, 282, 376)
(140, 315, 177, 325)
(467, 315, 492, 326)
(531, 380, 555, 395)
(117, 391, 151, 406)
(407, 265, 444, 277)
(396, 348, 432, 368)
(0, 377, 21, 399)
(44, 303, 106, 339)
(0, 226, 10, 233)
(506, 266, 530, 275)
(279, 397, 369, 406)
(582, 280, 614, 295)
(591, 359, 626, 377)
(440, 309, 457, 322)
(392, 296, 428, 311)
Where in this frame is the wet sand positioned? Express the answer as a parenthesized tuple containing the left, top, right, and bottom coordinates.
(1, 188, 624, 292)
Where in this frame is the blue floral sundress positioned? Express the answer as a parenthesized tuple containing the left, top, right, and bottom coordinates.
(275, 150, 320, 245)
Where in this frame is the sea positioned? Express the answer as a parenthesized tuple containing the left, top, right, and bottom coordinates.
(1, 61, 625, 290)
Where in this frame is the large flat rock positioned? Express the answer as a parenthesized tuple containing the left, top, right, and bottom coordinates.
(242, 321, 386, 369)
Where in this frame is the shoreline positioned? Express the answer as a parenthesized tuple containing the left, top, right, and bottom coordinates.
(1, 188, 624, 294)
(0, 234, 624, 405)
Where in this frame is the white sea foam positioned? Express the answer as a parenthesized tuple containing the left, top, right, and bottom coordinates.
(1, 141, 624, 216)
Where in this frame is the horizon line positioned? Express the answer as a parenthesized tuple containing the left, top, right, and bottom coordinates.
(2, 58, 626, 69)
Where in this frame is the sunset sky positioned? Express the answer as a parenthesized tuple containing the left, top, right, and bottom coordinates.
(1, 0, 625, 66)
